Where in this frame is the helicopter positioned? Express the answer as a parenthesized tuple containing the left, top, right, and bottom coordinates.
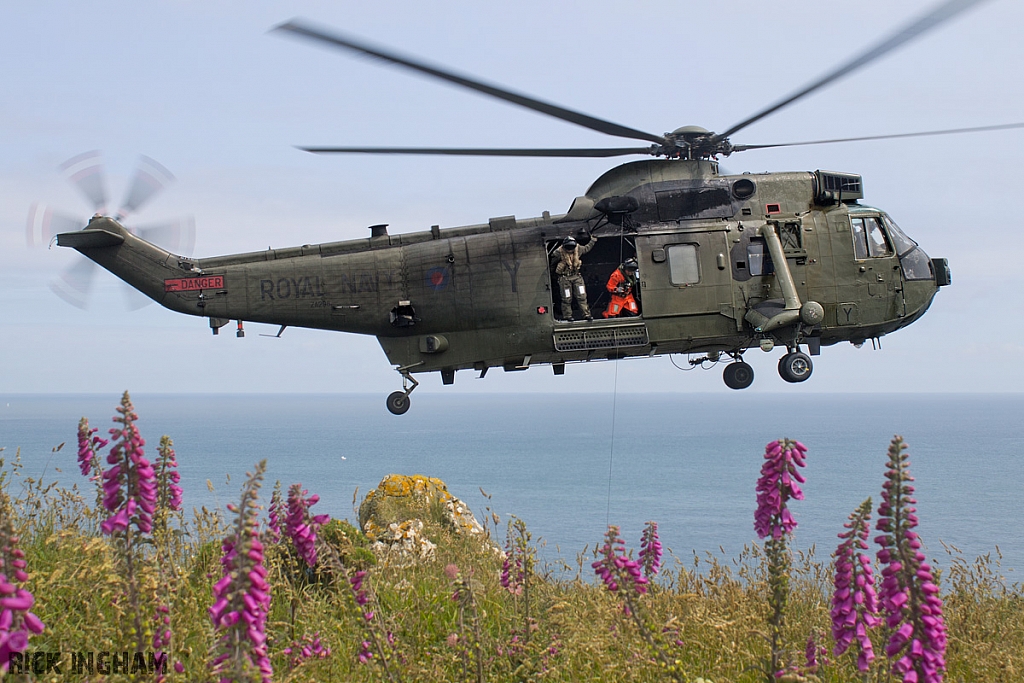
(54, 0, 1020, 414)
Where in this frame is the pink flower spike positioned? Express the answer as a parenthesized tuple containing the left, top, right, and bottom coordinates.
(874, 436, 947, 683)
(284, 483, 327, 567)
(0, 527, 45, 654)
(209, 461, 273, 683)
(754, 439, 808, 539)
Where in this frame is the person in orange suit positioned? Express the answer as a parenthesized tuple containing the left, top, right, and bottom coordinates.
(603, 258, 640, 318)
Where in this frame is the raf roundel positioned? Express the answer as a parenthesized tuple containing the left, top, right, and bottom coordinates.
(425, 266, 450, 292)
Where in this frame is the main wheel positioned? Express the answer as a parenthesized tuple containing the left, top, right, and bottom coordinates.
(723, 361, 755, 390)
(386, 391, 411, 415)
(778, 352, 813, 383)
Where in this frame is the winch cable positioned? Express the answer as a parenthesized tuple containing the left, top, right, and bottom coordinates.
(605, 339, 620, 527)
(605, 231, 627, 526)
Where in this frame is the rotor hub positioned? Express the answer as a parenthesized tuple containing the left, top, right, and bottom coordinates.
(659, 126, 733, 160)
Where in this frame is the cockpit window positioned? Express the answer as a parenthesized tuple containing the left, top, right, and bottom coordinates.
(899, 247, 933, 280)
(881, 214, 918, 257)
(851, 218, 868, 259)
(851, 216, 892, 259)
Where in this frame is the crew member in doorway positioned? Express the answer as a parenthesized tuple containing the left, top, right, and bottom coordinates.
(602, 257, 640, 318)
(552, 234, 597, 321)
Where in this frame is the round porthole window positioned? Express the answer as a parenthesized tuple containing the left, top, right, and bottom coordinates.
(732, 178, 756, 199)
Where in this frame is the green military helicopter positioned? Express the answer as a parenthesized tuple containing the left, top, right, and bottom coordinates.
(56, 0, 1019, 414)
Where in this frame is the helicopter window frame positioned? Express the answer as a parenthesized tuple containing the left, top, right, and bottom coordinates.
(851, 216, 893, 259)
(881, 214, 918, 257)
(666, 243, 700, 286)
(898, 247, 933, 281)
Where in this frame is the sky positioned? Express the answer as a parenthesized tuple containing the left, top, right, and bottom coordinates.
(2, 0, 1023, 397)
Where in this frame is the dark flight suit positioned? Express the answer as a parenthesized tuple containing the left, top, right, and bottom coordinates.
(552, 236, 597, 320)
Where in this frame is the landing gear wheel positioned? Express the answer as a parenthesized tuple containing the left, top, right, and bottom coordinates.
(778, 352, 813, 383)
(386, 391, 411, 415)
(723, 361, 755, 390)
(388, 366, 420, 415)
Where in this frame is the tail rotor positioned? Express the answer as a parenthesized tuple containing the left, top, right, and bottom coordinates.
(116, 155, 175, 221)
(59, 150, 108, 215)
(28, 152, 195, 310)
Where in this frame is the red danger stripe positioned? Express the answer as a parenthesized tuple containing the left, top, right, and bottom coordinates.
(164, 276, 225, 292)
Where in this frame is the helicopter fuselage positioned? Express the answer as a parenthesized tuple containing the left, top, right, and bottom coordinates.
(58, 159, 947, 396)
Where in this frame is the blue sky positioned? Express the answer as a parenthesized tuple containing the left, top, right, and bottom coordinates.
(2, 0, 1022, 395)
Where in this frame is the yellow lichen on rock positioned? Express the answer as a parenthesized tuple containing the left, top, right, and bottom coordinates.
(357, 474, 488, 559)
(379, 474, 451, 500)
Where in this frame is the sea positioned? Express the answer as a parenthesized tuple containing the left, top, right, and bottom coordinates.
(2, 393, 1022, 578)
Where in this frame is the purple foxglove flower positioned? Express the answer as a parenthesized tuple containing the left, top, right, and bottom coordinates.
(639, 520, 662, 579)
(266, 485, 283, 542)
(874, 436, 947, 683)
(0, 591, 33, 611)
(831, 498, 879, 670)
(805, 632, 828, 670)
(210, 461, 273, 683)
(754, 439, 808, 540)
(6, 629, 28, 653)
(76, 418, 108, 478)
(152, 435, 184, 516)
(284, 484, 329, 567)
(0, 529, 44, 670)
(592, 526, 648, 595)
(284, 630, 331, 667)
(92, 393, 161, 537)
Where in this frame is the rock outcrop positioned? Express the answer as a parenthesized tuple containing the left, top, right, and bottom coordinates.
(358, 474, 490, 566)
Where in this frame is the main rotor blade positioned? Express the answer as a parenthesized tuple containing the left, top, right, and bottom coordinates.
(719, 0, 992, 140)
(59, 151, 107, 213)
(117, 156, 175, 220)
(300, 145, 656, 158)
(731, 122, 1024, 152)
(274, 20, 667, 146)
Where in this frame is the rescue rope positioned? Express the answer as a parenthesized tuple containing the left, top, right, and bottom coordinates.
(605, 356, 619, 526)
(605, 231, 627, 525)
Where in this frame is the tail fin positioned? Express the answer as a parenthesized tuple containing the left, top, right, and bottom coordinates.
(54, 217, 180, 312)
(56, 227, 125, 249)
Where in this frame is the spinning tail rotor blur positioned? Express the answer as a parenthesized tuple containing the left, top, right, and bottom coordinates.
(27, 152, 195, 310)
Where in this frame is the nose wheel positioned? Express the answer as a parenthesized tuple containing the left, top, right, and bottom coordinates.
(386, 366, 420, 415)
(386, 391, 411, 415)
(778, 351, 813, 383)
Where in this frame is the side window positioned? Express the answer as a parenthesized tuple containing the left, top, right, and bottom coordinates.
(865, 217, 892, 257)
(746, 240, 774, 276)
(667, 244, 699, 285)
(851, 217, 869, 259)
(851, 216, 892, 259)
